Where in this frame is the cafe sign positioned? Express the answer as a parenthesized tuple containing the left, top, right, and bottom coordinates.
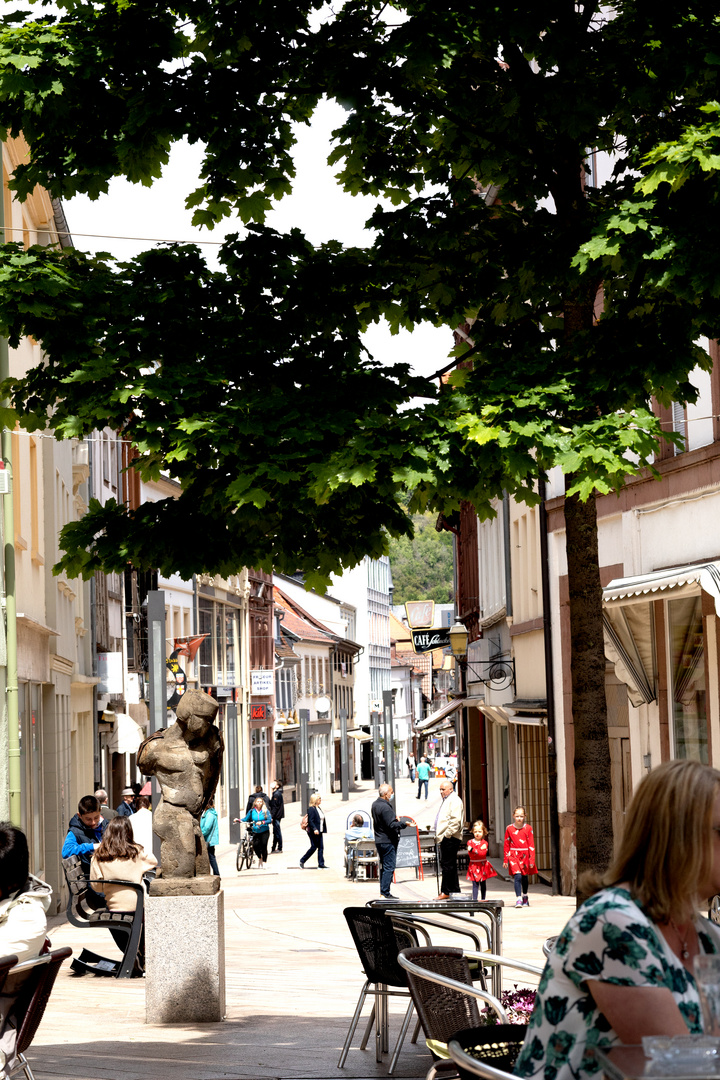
(411, 627, 451, 654)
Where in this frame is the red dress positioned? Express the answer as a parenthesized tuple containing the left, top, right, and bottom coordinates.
(503, 822, 537, 875)
(466, 839, 498, 883)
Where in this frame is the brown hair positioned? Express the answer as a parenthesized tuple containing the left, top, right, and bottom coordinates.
(585, 759, 720, 921)
(135, 796, 151, 811)
(471, 820, 488, 838)
(94, 816, 143, 863)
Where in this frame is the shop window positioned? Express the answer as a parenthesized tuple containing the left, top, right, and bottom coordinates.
(668, 596, 707, 763)
(251, 727, 268, 790)
(198, 599, 213, 687)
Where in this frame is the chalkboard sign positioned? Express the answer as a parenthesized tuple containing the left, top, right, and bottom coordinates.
(395, 829, 421, 870)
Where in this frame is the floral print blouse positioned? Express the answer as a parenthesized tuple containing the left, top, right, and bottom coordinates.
(514, 886, 720, 1080)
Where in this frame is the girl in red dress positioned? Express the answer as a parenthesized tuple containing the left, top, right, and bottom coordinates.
(503, 805, 537, 908)
(466, 820, 498, 901)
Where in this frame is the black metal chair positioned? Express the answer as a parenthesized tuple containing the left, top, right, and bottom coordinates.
(448, 1024, 528, 1080)
(1, 946, 72, 1080)
(339, 906, 420, 1074)
(62, 855, 146, 978)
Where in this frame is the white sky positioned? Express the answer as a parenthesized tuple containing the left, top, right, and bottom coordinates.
(64, 98, 452, 381)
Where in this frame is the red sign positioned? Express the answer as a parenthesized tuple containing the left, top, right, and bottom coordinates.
(251, 704, 267, 720)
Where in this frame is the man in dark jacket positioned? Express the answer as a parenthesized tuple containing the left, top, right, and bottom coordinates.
(245, 785, 271, 813)
(269, 781, 284, 853)
(61, 795, 107, 872)
(371, 784, 407, 899)
(116, 787, 135, 817)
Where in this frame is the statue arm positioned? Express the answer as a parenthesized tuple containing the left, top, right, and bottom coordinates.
(137, 730, 165, 775)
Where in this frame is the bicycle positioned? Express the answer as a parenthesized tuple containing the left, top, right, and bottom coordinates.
(234, 820, 255, 871)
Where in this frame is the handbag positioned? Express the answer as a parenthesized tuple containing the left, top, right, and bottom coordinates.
(300, 814, 309, 832)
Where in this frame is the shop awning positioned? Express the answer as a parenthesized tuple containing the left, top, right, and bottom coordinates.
(602, 561, 720, 707)
(415, 699, 463, 733)
(347, 729, 372, 742)
(604, 561, 720, 615)
(107, 713, 145, 755)
(504, 698, 547, 726)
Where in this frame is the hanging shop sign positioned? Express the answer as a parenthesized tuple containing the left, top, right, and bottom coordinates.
(251, 669, 274, 695)
(411, 627, 451, 654)
(405, 600, 435, 629)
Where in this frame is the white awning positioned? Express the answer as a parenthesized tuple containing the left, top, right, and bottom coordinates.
(347, 729, 372, 743)
(415, 699, 463, 732)
(604, 561, 720, 616)
(107, 713, 145, 756)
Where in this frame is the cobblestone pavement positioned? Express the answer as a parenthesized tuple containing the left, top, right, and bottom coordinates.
(34, 777, 576, 1080)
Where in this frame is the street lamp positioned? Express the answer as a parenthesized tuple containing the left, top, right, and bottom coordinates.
(448, 620, 516, 693)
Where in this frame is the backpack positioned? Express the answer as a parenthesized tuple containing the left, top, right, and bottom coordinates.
(300, 814, 309, 832)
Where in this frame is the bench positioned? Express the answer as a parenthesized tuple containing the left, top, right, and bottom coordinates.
(62, 855, 146, 979)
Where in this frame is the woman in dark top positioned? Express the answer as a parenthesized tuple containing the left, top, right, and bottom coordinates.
(270, 781, 284, 854)
(299, 793, 326, 869)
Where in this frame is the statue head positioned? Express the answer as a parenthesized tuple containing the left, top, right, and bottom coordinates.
(176, 690, 219, 737)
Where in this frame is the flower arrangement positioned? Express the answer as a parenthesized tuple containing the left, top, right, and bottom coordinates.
(479, 985, 537, 1025)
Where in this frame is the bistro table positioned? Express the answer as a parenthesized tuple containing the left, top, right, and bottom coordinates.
(367, 898, 504, 997)
(595, 1045, 720, 1080)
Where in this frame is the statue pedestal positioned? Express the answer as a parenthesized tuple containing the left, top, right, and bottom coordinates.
(145, 888, 225, 1024)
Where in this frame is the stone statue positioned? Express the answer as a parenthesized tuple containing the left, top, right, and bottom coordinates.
(137, 689, 223, 881)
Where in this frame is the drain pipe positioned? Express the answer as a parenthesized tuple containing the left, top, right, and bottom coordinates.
(539, 476, 561, 894)
(0, 158, 20, 825)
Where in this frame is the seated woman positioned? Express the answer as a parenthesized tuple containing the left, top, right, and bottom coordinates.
(0, 824, 51, 964)
(90, 817, 157, 911)
(515, 759, 720, 1080)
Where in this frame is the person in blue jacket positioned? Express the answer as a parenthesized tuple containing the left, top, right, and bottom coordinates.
(201, 798, 220, 876)
(241, 797, 272, 868)
(61, 795, 107, 872)
(116, 788, 135, 817)
(299, 793, 327, 869)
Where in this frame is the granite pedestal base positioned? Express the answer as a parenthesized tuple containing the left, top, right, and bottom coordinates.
(145, 889, 225, 1024)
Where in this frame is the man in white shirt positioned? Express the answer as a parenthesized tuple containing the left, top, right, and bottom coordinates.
(434, 779, 464, 900)
(130, 795, 154, 854)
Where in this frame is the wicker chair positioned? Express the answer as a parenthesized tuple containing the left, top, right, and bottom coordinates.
(3, 946, 73, 1080)
(339, 906, 420, 1074)
(448, 1025, 528, 1080)
(399, 946, 541, 1080)
(398, 946, 506, 1059)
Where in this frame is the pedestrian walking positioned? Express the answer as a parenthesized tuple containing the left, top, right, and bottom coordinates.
(201, 797, 220, 875)
(434, 778, 464, 899)
(241, 797, 272, 868)
(406, 754, 416, 782)
(270, 780, 284, 853)
(371, 783, 408, 899)
(503, 805, 536, 908)
(299, 793, 327, 868)
(416, 756, 431, 800)
(466, 819, 497, 901)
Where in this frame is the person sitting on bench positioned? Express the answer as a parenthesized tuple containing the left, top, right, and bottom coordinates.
(90, 818, 157, 911)
(61, 795, 107, 874)
(0, 823, 51, 964)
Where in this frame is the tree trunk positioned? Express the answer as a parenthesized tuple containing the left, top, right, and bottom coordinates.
(564, 490, 614, 896)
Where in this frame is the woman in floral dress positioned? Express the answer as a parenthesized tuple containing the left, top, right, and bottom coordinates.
(467, 820, 498, 901)
(504, 805, 537, 908)
(514, 760, 720, 1080)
